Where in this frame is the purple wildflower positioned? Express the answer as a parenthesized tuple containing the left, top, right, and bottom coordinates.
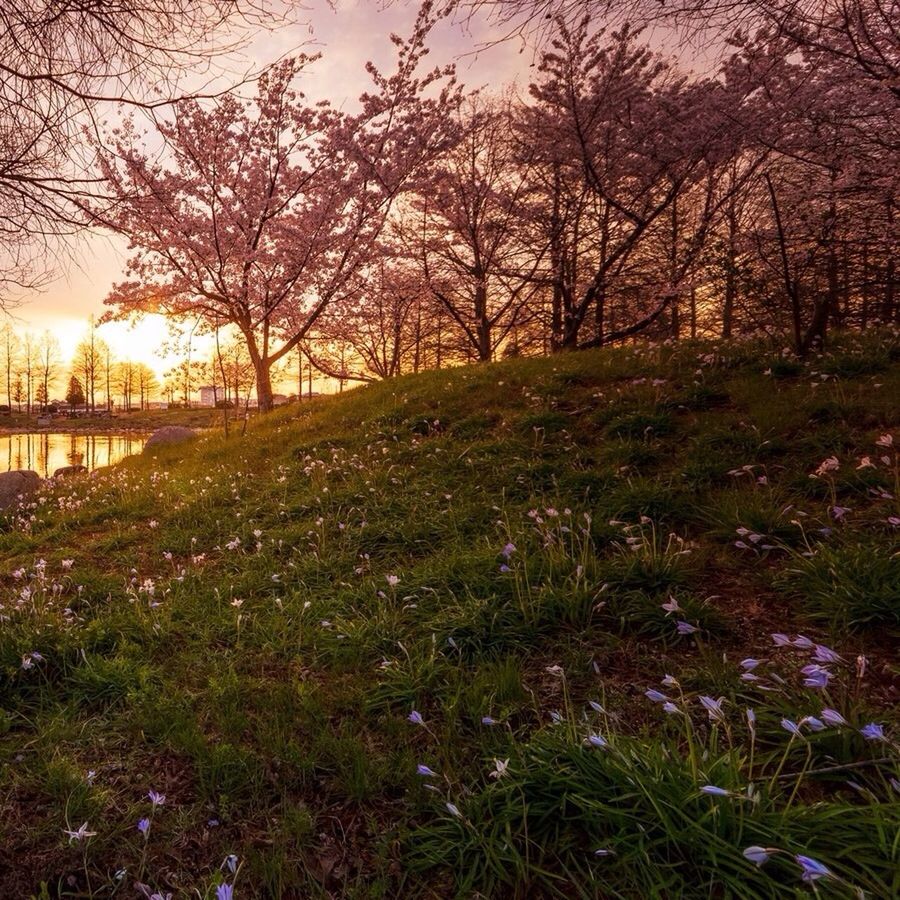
(820, 708, 847, 727)
(147, 790, 166, 807)
(137, 817, 150, 836)
(676, 620, 698, 635)
(661, 596, 680, 614)
(801, 664, 832, 689)
(416, 765, 438, 777)
(408, 710, 424, 726)
(743, 846, 774, 866)
(860, 722, 885, 741)
(699, 695, 725, 722)
(812, 644, 842, 664)
(216, 886, 234, 900)
(700, 785, 730, 796)
(645, 689, 668, 703)
(795, 855, 832, 882)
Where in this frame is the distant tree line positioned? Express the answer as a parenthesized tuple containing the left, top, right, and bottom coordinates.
(0, 320, 160, 414)
(0, 326, 62, 414)
(0, 320, 291, 414)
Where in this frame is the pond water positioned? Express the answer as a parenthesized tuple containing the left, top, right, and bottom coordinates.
(0, 432, 147, 478)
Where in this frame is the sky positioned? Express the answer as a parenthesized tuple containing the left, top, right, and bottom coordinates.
(8, 0, 532, 385)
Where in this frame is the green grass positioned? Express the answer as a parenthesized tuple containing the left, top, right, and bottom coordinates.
(776, 538, 900, 629)
(0, 331, 898, 899)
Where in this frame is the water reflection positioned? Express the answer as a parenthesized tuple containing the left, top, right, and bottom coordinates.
(1, 432, 146, 477)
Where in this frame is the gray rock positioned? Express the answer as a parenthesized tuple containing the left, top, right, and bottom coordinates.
(0, 470, 43, 511)
(53, 464, 88, 478)
(143, 426, 198, 453)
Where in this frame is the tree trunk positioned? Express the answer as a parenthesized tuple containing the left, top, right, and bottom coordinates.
(594, 287, 605, 346)
(722, 265, 736, 339)
(255, 361, 274, 412)
(801, 293, 830, 355)
(860, 241, 870, 329)
(413, 299, 422, 373)
(765, 174, 804, 355)
(669, 196, 680, 340)
(474, 280, 491, 361)
(689, 286, 697, 339)
(560, 308, 580, 349)
(5, 332, 11, 411)
(551, 281, 563, 351)
(549, 161, 564, 352)
(722, 199, 738, 339)
(242, 326, 275, 413)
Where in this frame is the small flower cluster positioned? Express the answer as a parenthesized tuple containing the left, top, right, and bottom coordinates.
(1, 558, 81, 626)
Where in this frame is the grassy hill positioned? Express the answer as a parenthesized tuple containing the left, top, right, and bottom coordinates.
(1, 333, 898, 899)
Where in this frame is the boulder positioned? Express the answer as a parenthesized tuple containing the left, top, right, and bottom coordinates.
(0, 470, 43, 511)
(53, 464, 88, 479)
(143, 426, 198, 453)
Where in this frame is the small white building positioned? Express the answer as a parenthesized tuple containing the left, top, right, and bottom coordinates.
(198, 385, 218, 407)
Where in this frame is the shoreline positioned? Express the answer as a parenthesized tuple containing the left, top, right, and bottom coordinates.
(0, 410, 220, 435)
(0, 424, 155, 435)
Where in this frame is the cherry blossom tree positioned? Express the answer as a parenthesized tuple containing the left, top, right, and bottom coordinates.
(522, 20, 748, 349)
(462, 0, 899, 67)
(404, 96, 543, 361)
(717, 21, 898, 351)
(96, 5, 461, 410)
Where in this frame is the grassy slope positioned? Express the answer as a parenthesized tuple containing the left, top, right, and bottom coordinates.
(0, 334, 898, 899)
